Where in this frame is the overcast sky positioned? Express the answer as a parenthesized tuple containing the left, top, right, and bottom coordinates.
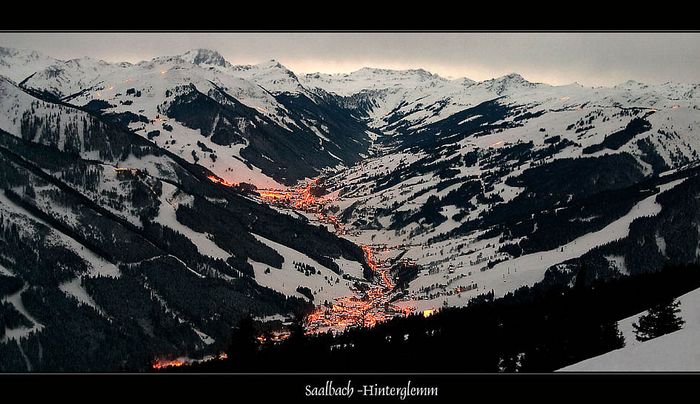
(1, 32, 698, 87)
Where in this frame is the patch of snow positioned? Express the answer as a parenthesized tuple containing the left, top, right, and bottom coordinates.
(248, 233, 357, 302)
(561, 285, 700, 371)
(1, 285, 44, 342)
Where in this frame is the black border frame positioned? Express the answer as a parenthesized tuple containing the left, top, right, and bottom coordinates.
(2, 26, 700, 400)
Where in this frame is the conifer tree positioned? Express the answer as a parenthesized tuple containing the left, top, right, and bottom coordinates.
(633, 299, 685, 342)
(226, 314, 258, 368)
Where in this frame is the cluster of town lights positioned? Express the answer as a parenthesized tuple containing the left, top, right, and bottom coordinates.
(199, 177, 419, 334)
(152, 352, 228, 369)
(150, 173, 435, 369)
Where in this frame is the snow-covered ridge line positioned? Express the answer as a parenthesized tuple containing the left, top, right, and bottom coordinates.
(4, 46, 700, 94)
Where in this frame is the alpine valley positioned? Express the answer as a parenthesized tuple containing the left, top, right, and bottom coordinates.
(1, 47, 700, 371)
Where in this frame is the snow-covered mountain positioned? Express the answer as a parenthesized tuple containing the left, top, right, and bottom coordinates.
(302, 67, 450, 95)
(302, 64, 700, 317)
(0, 71, 368, 371)
(1, 47, 372, 188)
(232, 59, 307, 94)
(3, 46, 700, 371)
(0, 47, 59, 83)
(179, 49, 230, 68)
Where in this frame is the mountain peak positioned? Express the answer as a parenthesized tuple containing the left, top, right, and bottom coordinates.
(258, 59, 289, 70)
(179, 49, 228, 67)
(460, 77, 477, 86)
(481, 72, 541, 93)
(354, 66, 439, 78)
(497, 73, 527, 83)
(615, 79, 649, 90)
(0, 46, 43, 60)
(227, 59, 302, 93)
(408, 68, 434, 77)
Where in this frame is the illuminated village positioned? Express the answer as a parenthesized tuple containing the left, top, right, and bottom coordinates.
(148, 174, 457, 369)
(207, 175, 423, 334)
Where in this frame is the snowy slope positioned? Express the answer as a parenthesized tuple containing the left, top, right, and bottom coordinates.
(303, 66, 700, 139)
(302, 67, 452, 96)
(0, 47, 59, 83)
(560, 285, 700, 371)
(0, 76, 376, 370)
(313, 68, 700, 313)
(1, 47, 371, 188)
(230, 59, 306, 94)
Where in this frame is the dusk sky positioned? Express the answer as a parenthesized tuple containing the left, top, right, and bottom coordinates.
(1, 32, 698, 87)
